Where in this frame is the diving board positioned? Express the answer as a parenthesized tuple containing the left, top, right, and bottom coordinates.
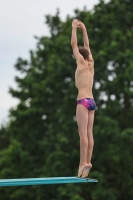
(0, 177, 98, 187)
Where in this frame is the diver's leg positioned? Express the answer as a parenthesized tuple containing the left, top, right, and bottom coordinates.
(76, 104, 89, 177)
(81, 110, 95, 178)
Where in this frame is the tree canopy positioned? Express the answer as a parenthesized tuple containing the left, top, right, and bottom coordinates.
(0, 0, 133, 199)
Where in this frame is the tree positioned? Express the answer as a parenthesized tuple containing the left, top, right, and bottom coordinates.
(0, 0, 133, 199)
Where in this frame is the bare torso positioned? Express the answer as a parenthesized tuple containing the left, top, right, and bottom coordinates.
(75, 60, 94, 100)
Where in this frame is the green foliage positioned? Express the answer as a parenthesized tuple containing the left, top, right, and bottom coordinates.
(0, 0, 133, 199)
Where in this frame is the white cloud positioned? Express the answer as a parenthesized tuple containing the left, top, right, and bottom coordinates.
(0, 0, 100, 123)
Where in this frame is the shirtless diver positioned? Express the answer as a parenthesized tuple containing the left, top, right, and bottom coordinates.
(71, 19, 96, 178)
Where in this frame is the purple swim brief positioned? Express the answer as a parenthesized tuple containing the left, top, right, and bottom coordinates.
(77, 98, 96, 111)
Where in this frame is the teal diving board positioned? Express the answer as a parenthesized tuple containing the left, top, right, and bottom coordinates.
(0, 176, 98, 187)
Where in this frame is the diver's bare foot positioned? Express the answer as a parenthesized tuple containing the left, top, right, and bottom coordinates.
(77, 164, 85, 177)
(82, 163, 92, 178)
(77, 163, 92, 177)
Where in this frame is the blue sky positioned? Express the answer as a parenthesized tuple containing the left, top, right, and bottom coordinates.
(0, 0, 102, 124)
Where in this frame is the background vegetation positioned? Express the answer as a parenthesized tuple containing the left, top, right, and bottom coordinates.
(0, 0, 133, 199)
